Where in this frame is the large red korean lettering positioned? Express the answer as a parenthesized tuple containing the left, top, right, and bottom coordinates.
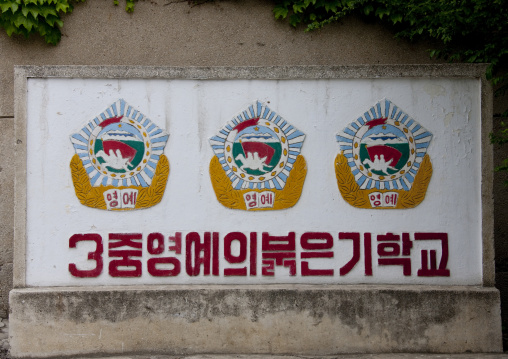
(339, 232, 372, 276)
(147, 232, 181, 277)
(415, 232, 450, 277)
(377, 232, 412, 276)
(186, 232, 212, 276)
(224, 232, 248, 276)
(108, 233, 142, 277)
(262, 232, 296, 276)
(300, 232, 334, 276)
(250, 232, 257, 276)
(339, 232, 360, 276)
(168, 232, 182, 254)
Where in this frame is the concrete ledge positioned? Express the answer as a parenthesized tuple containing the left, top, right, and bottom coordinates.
(9, 285, 502, 358)
(70, 356, 508, 359)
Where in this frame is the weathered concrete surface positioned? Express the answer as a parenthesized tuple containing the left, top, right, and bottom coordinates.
(1, 1, 503, 356)
(9, 285, 502, 358)
(481, 72, 495, 287)
(493, 117, 508, 351)
(0, 118, 14, 319)
(0, 0, 442, 319)
(71, 355, 508, 359)
(494, 118, 508, 265)
(0, 0, 442, 117)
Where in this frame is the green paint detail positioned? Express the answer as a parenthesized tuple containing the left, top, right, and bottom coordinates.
(360, 143, 409, 176)
(232, 142, 282, 176)
(94, 140, 145, 174)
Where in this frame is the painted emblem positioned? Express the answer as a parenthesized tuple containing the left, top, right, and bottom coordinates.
(209, 101, 307, 210)
(70, 99, 169, 210)
(335, 99, 433, 209)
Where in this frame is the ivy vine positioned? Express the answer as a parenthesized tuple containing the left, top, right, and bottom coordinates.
(0, 0, 135, 45)
(274, 0, 507, 96)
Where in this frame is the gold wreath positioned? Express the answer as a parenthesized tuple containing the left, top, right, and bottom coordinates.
(209, 155, 307, 211)
(334, 152, 432, 209)
(70, 153, 170, 210)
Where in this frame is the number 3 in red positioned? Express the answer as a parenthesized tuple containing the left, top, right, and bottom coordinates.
(69, 234, 104, 277)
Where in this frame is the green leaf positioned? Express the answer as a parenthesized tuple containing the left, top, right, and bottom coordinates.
(10, 1, 19, 13)
(0, 3, 8, 13)
(273, 5, 289, 19)
(28, 7, 40, 19)
(0, 2, 18, 14)
(13, 13, 32, 30)
(390, 12, 402, 24)
(44, 30, 61, 44)
(125, 0, 135, 13)
(289, 13, 300, 27)
(363, 4, 373, 15)
(324, 2, 338, 12)
(37, 21, 61, 44)
(293, 3, 305, 13)
(45, 15, 58, 26)
(2, 22, 18, 36)
(38, 6, 58, 18)
(374, 7, 390, 19)
(55, 2, 70, 13)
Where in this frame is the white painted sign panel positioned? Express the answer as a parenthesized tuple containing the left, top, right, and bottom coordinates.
(24, 76, 482, 286)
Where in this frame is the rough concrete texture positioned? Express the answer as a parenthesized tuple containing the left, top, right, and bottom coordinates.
(0, 0, 443, 117)
(0, 119, 13, 319)
(497, 272, 508, 348)
(9, 285, 502, 358)
(0, 0, 493, 310)
(481, 75, 496, 287)
(0, 318, 9, 354)
(0, 0, 442, 316)
(494, 118, 508, 264)
(13, 63, 488, 80)
(0, 0, 504, 356)
(7, 353, 508, 359)
(67, 355, 508, 359)
(493, 117, 508, 350)
(2, 322, 508, 359)
(2, 351, 508, 359)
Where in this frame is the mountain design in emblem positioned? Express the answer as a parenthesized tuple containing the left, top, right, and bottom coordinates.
(95, 118, 145, 172)
(360, 120, 408, 176)
(231, 119, 281, 175)
(335, 99, 433, 209)
(209, 101, 307, 211)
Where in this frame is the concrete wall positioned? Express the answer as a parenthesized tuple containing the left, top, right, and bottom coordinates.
(0, 0, 442, 116)
(9, 64, 501, 357)
(0, 0, 447, 316)
(9, 285, 502, 357)
(0, 118, 13, 319)
(1, 0, 505, 356)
